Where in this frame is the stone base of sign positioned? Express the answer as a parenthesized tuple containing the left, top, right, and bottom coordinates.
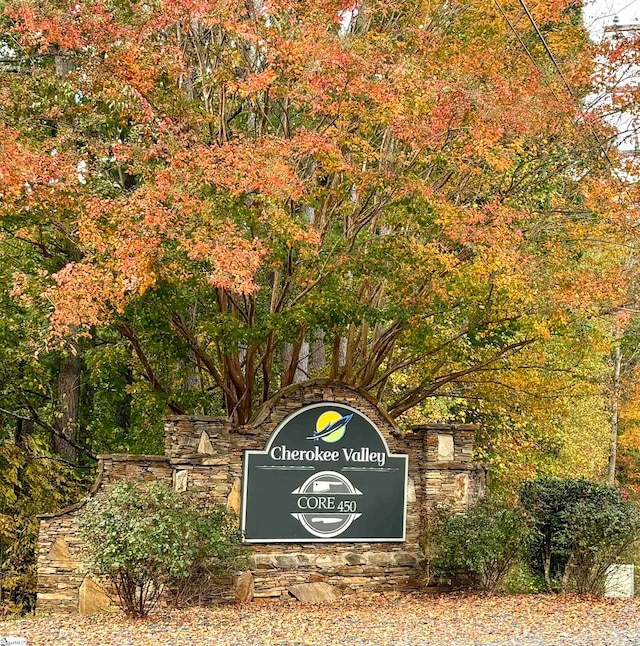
(36, 380, 487, 612)
(235, 571, 255, 603)
(288, 582, 340, 603)
(78, 575, 111, 614)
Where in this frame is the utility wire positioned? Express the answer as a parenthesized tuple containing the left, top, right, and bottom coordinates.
(516, 0, 577, 95)
(494, 0, 609, 160)
(491, 0, 563, 104)
(587, 0, 640, 28)
(517, 0, 620, 170)
(497, 0, 634, 194)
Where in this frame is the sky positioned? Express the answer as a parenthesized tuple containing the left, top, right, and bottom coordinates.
(584, 0, 640, 40)
(581, 0, 640, 152)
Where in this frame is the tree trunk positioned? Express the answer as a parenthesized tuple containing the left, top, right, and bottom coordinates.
(15, 417, 34, 446)
(310, 330, 326, 374)
(608, 344, 622, 486)
(282, 327, 307, 386)
(53, 353, 81, 463)
(295, 341, 309, 383)
(560, 552, 574, 594)
(543, 537, 553, 592)
(283, 342, 309, 384)
(339, 337, 347, 368)
(183, 349, 201, 392)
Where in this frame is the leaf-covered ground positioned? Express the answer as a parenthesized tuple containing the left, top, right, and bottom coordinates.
(3, 594, 640, 645)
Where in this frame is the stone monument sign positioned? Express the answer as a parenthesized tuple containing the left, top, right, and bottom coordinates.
(36, 380, 487, 611)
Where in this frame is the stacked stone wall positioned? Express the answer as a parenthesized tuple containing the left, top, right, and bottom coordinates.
(37, 456, 171, 613)
(36, 380, 487, 611)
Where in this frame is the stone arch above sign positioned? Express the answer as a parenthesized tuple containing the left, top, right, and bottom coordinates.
(242, 400, 408, 543)
(248, 380, 399, 438)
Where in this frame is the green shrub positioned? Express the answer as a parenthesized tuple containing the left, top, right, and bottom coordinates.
(169, 504, 249, 607)
(424, 497, 531, 592)
(519, 477, 640, 594)
(78, 480, 247, 616)
(501, 561, 546, 594)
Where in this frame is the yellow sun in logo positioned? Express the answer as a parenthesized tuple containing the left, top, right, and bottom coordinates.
(316, 411, 347, 443)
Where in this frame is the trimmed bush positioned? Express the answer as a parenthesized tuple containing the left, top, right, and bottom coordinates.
(424, 497, 531, 592)
(79, 480, 247, 616)
(519, 477, 640, 594)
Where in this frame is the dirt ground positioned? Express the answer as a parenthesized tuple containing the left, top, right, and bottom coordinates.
(2, 593, 639, 646)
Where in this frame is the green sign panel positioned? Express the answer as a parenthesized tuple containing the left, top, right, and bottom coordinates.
(241, 403, 408, 542)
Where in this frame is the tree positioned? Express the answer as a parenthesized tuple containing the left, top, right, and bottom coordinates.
(519, 477, 639, 594)
(0, 435, 84, 615)
(606, 312, 640, 493)
(0, 0, 637, 433)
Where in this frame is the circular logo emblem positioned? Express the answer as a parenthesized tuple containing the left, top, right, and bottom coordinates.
(291, 471, 362, 538)
(307, 411, 353, 443)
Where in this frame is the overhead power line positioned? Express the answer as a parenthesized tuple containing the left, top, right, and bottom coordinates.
(491, 0, 563, 104)
(494, 0, 634, 196)
(515, 0, 578, 100)
(515, 0, 619, 170)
